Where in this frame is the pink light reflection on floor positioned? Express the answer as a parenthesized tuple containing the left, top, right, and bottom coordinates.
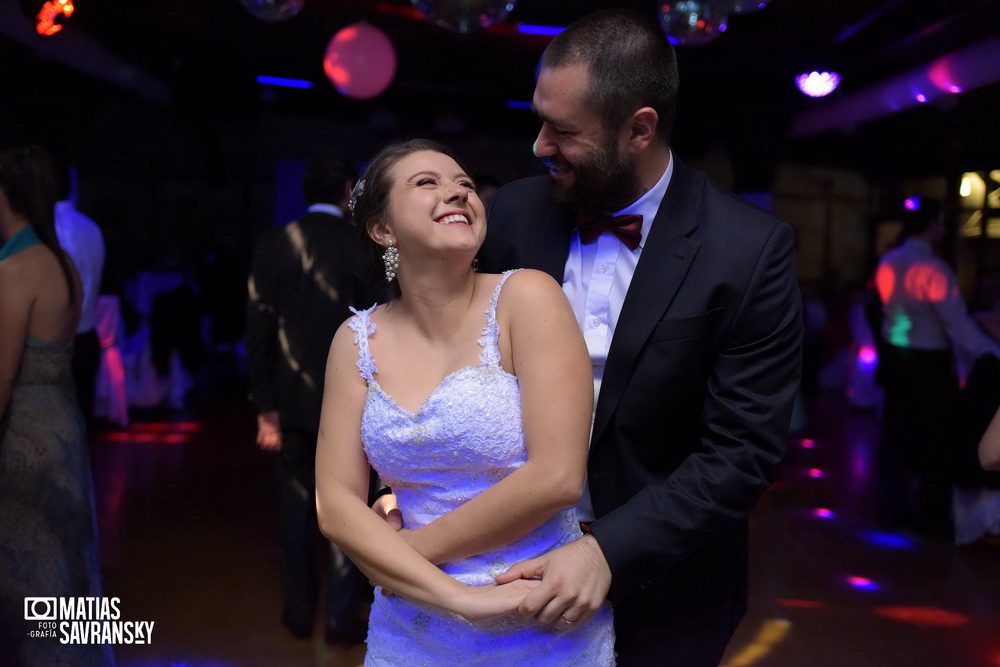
(875, 606, 969, 627)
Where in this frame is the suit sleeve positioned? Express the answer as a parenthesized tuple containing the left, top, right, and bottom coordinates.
(245, 235, 280, 414)
(589, 221, 803, 596)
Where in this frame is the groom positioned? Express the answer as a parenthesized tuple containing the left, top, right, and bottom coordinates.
(479, 9, 802, 666)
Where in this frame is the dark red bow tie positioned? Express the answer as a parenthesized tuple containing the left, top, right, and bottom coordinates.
(574, 211, 643, 250)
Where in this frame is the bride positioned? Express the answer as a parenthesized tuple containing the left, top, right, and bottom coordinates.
(315, 139, 614, 664)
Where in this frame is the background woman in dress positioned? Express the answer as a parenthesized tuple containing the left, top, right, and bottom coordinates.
(315, 139, 614, 664)
(0, 146, 112, 666)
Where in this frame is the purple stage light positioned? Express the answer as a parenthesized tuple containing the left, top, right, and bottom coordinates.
(860, 531, 916, 550)
(846, 576, 879, 591)
(857, 345, 877, 369)
(796, 71, 841, 97)
(516, 24, 564, 36)
(790, 35, 1000, 138)
(256, 76, 314, 89)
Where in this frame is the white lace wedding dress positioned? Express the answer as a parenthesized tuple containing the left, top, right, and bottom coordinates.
(348, 270, 615, 666)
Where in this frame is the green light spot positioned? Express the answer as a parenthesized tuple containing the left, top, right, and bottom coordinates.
(888, 311, 912, 347)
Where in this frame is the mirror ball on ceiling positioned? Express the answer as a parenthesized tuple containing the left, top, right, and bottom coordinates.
(238, 0, 305, 23)
(411, 0, 518, 34)
(658, 0, 731, 46)
(323, 23, 398, 100)
(728, 0, 769, 13)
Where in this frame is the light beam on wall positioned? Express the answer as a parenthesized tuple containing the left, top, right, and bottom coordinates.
(0, 1, 168, 104)
(790, 34, 1000, 138)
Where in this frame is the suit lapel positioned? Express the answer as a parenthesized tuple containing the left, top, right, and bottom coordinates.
(483, 176, 575, 281)
(592, 161, 704, 442)
(533, 198, 576, 283)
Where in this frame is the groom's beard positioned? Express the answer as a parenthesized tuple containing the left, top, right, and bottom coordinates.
(549, 139, 639, 212)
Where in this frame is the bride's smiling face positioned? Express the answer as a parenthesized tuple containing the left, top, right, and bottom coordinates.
(380, 150, 486, 257)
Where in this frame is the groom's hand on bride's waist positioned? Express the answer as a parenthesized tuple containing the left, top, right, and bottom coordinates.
(494, 535, 611, 630)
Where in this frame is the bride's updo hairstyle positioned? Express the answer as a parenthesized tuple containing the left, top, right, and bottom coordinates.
(352, 138, 471, 300)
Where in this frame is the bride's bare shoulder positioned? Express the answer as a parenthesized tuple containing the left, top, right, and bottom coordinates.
(498, 268, 564, 302)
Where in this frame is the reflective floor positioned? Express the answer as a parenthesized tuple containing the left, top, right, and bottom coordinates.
(90, 366, 1000, 667)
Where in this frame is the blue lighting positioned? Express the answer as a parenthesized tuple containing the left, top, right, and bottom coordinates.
(859, 530, 916, 550)
(846, 576, 879, 591)
(506, 100, 532, 110)
(256, 75, 314, 89)
(517, 24, 564, 36)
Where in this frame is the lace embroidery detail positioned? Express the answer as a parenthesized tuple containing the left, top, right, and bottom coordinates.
(348, 304, 378, 383)
(477, 269, 521, 368)
(355, 270, 615, 664)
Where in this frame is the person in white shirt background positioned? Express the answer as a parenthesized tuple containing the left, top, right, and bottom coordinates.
(53, 156, 106, 427)
(874, 195, 1000, 534)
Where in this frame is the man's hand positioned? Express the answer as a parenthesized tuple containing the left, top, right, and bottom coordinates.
(495, 534, 611, 631)
(453, 579, 542, 624)
(256, 410, 283, 451)
(372, 493, 403, 532)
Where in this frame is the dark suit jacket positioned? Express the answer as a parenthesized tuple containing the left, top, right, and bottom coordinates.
(246, 211, 377, 434)
(480, 160, 802, 664)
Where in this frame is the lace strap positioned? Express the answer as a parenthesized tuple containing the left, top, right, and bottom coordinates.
(478, 269, 522, 367)
(347, 304, 379, 383)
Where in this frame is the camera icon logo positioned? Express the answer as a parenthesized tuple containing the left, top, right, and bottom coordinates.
(24, 598, 57, 621)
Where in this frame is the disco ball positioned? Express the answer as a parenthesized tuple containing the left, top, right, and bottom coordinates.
(411, 0, 517, 34)
(238, 0, 305, 23)
(658, 0, 731, 46)
(728, 0, 770, 14)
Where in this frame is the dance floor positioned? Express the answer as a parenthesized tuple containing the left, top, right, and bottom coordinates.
(89, 364, 1000, 667)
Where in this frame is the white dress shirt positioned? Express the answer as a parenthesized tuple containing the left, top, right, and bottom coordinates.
(877, 237, 1000, 358)
(55, 200, 106, 334)
(563, 153, 674, 520)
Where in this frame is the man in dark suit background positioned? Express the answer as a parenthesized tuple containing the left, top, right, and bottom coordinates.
(246, 150, 376, 645)
(482, 10, 803, 666)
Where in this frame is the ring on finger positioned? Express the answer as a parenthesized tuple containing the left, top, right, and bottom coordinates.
(560, 613, 574, 625)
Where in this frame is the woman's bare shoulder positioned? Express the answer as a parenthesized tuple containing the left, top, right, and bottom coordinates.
(495, 269, 567, 310)
(0, 245, 52, 290)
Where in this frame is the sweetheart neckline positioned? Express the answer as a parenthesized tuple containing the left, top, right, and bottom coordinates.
(370, 364, 517, 418)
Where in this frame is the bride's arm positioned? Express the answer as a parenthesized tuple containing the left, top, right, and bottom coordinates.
(979, 404, 1000, 471)
(403, 269, 593, 564)
(316, 321, 537, 620)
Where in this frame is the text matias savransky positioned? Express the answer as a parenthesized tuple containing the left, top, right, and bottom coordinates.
(24, 596, 154, 645)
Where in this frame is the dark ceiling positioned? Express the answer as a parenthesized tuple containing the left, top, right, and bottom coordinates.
(3, 0, 1000, 182)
